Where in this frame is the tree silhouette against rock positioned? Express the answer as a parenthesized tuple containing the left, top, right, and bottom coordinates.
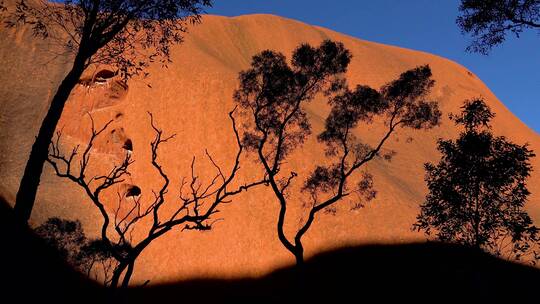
(46, 111, 266, 288)
(457, 0, 540, 54)
(414, 98, 539, 263)
(0, 0, 212, 223)
(35, 217, 90, 270)
(35, 217, 119, 285)
(234, 39, 441, 266)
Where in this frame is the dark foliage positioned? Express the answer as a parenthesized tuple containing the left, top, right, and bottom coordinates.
(414, 98, 539, 263)
(235, 40, 441, 265)
(35, 217, 121, 285)
(2, 0, 212, 77)
(35, 217, 88, 268)
(457, 0, 540, 54)
(234, 40, 351, 158)
(2, 0, 212, 223)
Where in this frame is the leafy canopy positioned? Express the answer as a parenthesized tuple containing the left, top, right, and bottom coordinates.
(457, 0, 540, 54)
(235, 39, 441, 264)
(1, 0, 212, 77)
(414, 98, 538, 262)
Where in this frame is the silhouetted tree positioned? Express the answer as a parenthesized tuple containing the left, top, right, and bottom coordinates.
(414, 98, 539, 263)
(35, 217, 120, 285)
(457, 0, 540, 54)
(79, 238, 121, 285)
(234, 40, 441, 266)
(46, 111, 266, 288)
(0, 0, 212, 223)
(35, 217, 89, 269)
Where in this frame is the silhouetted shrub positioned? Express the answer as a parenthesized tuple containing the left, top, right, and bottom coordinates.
(414, 98, 539, 264)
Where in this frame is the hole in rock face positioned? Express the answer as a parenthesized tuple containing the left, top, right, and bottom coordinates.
(123, 139, 133, 152)
(115, 112, 123, 119)
(100, 128, 132, 156)
(109, 127, 125, 144)
(94, 69, 117, 83)
(125, 185, 141, 198)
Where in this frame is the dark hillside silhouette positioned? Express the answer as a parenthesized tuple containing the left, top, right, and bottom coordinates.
(2, 196, 539, 303)
(125, 244, 540, 303)
(0, 197, 105, 304)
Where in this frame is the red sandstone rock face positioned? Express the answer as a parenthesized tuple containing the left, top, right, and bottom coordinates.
(0, 13, 539, 284)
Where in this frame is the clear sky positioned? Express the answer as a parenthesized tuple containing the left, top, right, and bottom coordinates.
(207, 0, 539, 133)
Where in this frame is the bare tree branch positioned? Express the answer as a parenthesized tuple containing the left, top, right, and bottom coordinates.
(46, 109, 267, 288)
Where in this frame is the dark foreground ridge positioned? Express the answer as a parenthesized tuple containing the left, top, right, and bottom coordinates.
(2, 198, 539, 303)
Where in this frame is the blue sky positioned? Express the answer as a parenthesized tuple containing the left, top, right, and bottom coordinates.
(207, 0, 539, 133)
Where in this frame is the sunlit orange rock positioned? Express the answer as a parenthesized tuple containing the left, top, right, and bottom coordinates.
(0, 13, 538, 284)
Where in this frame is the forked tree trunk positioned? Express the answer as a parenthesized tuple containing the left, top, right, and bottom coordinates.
(110, 261, 130, 289)
(111, 253, 140, 289)
(14, 57, 87, 222)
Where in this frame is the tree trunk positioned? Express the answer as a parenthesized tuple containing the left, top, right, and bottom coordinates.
(14, 58, 86, 222)
(293, 246, 307, 296)
(121, 261, 135, 288)
(108, 261, 130, 304)
(110, 261, 129, 289)
(294, 247, 304, 267)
